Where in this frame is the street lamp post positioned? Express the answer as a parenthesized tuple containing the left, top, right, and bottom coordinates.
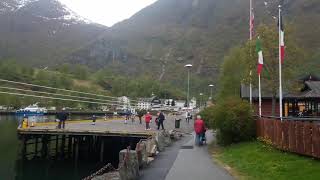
(209, 84, 214, 100)
(199, 93, 203, 109)
(185, 64, 193, 108)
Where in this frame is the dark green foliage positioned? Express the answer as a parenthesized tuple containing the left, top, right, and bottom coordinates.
(92, 68, 184, 99)
(211, 97, 255, 146)
(199, 105, 215, 128)
(137, 109, 147, 118)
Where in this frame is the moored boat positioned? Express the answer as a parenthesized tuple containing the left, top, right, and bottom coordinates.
(16, 103, 47, 116)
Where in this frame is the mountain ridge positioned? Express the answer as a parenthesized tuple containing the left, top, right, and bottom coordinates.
(0, 0, 319, 88)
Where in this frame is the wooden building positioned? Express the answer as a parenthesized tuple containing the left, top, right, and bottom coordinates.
(241, 74, 320, 117)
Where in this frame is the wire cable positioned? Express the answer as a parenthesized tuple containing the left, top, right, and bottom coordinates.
(0, 78, 140, 102)
(0, 86, 120, 103)
(0, 90, 128, 106)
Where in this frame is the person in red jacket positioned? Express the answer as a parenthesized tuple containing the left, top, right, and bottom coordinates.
(194, 115, 206, 146)
(144, 112, 152, 130)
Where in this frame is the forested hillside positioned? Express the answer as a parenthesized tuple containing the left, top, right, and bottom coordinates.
(0, 0, 319, 98)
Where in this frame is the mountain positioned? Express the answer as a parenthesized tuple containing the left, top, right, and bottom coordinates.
(0, 0, 107, 66)
(66, 0, 320, 83)
(1, 0, 319, 88)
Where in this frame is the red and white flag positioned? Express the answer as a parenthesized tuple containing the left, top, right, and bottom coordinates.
(278, 13, 285, 63)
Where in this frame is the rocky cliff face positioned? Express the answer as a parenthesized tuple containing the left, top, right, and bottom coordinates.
(67, 0, 320, 81)
(1, 0, 319, 83)
(0, 0, 106, 66)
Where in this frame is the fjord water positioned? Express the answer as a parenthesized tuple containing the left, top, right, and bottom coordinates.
(0, 115, 105, 180)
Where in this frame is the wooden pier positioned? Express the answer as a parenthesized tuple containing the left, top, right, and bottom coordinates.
(18, 119, 156, 138)
(17, 119, 156, 166)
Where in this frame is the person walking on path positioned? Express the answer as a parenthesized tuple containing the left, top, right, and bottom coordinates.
(124, 109, 130, 124)
(194, 115, 206, 146)
(131, 112, 135, 123)
(185, 111, 191, 124)
(137, 110, 145, 124)
(92, 115, 97, 125)
(56, 108, 68, 129)
(157, 111, 165, 130)
(145, 112, 152, 130)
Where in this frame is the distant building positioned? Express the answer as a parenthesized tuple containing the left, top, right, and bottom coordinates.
(136, 98, 152, 110)
(151, 97, 161, 107)
(117, 96, 131, 110)
(136, 96, 163, 110)
(189, 97, 197, 109)
(175, 100, 186, 109)
(162, 99, 174, 106)
(100, 106, 109, 111)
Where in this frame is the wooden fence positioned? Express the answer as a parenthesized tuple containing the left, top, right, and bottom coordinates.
(256, 117, 320, 158)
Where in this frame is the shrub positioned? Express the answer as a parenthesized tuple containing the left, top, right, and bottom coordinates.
(199, 105, 215, 128)
(212, 97, 255, 145)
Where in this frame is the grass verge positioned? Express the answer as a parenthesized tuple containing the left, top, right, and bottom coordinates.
(210, 141, 320, 180)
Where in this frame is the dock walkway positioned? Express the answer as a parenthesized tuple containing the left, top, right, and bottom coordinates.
(17, 115, 190, 138)
(18, 119, 156, 138)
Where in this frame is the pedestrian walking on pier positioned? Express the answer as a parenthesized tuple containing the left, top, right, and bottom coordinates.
(185, 111, 191, 124)
(157, 111, 165, 130)
(131, 113, 135, 123)
(56, 108, 68, 129)
(137, 110, 145, 124)
(145, 112, 152, 130)
(124, 109, 130, 124)
(92, 115, 97, 125)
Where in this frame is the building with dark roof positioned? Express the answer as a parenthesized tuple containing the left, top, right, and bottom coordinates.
(241, 75, 320, 117)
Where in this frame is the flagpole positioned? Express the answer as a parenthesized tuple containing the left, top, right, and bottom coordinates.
(259, 74, 261, 117)
(278, 5, 283, 121)
(250, 0, 253, 40)
(249, 0, 253, 105)
(250, 70, 252, 104)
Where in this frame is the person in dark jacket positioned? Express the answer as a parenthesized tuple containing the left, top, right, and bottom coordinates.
(157, 111, 165, 130)
(57, 108, 68, 129)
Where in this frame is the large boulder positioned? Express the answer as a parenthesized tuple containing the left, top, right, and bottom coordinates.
(157, 131, 171, 152)
(118, 150, 139, 180)
(145, 138, 157, 156)
(136, 141, 148, 168)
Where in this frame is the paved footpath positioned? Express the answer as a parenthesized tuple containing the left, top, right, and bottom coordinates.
(139, 136, 191, 180)
(165, 131, 234, 180)
(140, 117, 234, 180)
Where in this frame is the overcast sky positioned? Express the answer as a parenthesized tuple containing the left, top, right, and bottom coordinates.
(58, 0, 157, 27)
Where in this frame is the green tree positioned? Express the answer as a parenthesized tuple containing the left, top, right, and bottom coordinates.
(58, 63, 72, 74)
(243, 24, 305, 115)
(73, 65, 89, 80)
(218, 24, 305, 115)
